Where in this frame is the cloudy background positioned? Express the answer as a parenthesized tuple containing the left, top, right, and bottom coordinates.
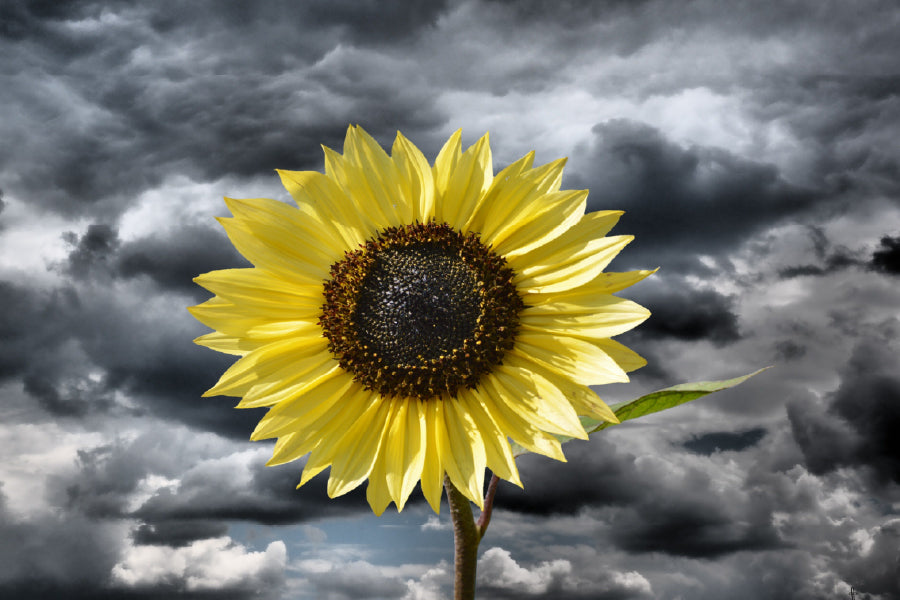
(2, 0, 898, 598)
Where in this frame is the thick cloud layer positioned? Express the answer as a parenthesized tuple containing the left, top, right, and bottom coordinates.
(2, 0, 899, 598)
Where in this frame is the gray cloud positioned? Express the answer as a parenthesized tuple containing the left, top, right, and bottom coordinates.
(869, 234, 900, 275)
(116, 224, 250, 297)
(629, 279, 741, 345)
(682, 427, 767, 455)
(789, 334, 900, 488)
(574, 120, 818, 274)
(2, 0, 900, 598)
(1, 0, 449, 219)
(495, 437, 643, 516)
(608, 494, 781, 558)
(131, 520, 229, 548)
(0, 484, 123, 600)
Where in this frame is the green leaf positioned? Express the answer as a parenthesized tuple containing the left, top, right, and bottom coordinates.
(584, 367, 770, 434)
(510, 367, 770, 456)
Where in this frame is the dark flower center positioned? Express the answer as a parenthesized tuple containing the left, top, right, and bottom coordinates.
(320, 222, 523, 400)
(355, 244, 482, 364)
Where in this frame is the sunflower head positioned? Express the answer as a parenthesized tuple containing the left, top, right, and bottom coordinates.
(320, 221, 524, 401)
(190, 125, 652, 515)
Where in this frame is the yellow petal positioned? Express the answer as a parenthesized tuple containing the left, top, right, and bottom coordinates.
(193, 331, 252, 356)
(223, 196, 345, 263)
(593, 338, 648, 373)
(194, 268, 322, 301)
(192, 319, 324, 358)
(250, 369, 355, 440)
(463, 151, 535, 234)
(472, 385, 565, 461)
(202, 336, 331, 398)
(432, 129, 462, 196)
(420, 400, 446, 513)
(520, 297, 651, 340)
(366, 442, 394, 516)
(189, 302, 319, 340)
(475, 158, 569, 246)
(456, 389, 521, 487)
(217, 217, 327, 285)
(300, 389, 387, 488)
(237, 357, 340, 409)
(392, 131, 436, 222)
(436, 133, 492, 231)
(343, 125, 414, 226)
(492, 189, 587, 258)
(492, 355, 588, 439)
(511, 331, 630, 386)
(401, 399, 429, 510)
(270, 382, 369, 467)
(328, 396, 393, 498)
(440, 397, 485, 509)
(514, 355, 619, 424)
(277, 169, 370, 248)
(512, 233, 633, 294)
(525, 271, 655, 306)
(382, 399, 428, 510)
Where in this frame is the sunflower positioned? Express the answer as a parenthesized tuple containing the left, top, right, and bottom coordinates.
(189, 126, 652, 515)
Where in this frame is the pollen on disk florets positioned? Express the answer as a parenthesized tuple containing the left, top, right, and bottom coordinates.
(320, 222, 524, 400)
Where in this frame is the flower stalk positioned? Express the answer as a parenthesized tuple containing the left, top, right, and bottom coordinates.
(445, 472, 502, 600)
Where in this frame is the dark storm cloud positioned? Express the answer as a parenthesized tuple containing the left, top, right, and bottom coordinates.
(304, 0, 449, 44)
(2, 254, 260, 435)
(2, 281, 255, 435)
(869, 234, 900, 275)
(777, 225, 869, 278)
(50, 428, 372, 556)
(777, 255, 860, 279)
(1, 1, 899, 598)
(0, 281, 117, 417)
(131, 520, 229, 548)
(52, 429, 370, 530)
(609, 497, 780, 557)
(0, 484, 123, 600)
(0, 281, 68, 380)
(573, 120, 818, 273)
(495, 436, 643, 515)
(99, 331, 265, 439)
(62, 223, 120, 279)
(52, 224, 258, 438)
(499, 435, 783, 558)
(842, 518, 900, 597)
(682, 427, 767, 455)
(47, 221, 267, 434)
(789, 335, 900, 487)
(1, 0, 448, 218)
(115, 225, 249, 297)
(23, 369, 115, 417)
(628, 279, 741, 345)
(134, 461, 370, 527)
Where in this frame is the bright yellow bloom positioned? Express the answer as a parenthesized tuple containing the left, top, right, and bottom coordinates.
(190, 126, 651, 514)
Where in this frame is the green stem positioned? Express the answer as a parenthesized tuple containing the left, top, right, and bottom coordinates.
(445, 474, 479, 600)
(444, 472, 502, 600)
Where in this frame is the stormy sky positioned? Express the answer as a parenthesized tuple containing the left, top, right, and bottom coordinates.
(1, 1, 899, 598)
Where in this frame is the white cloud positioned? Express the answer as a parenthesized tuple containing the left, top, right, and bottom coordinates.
(476, 546, 652, 598)
(117, 173, 283, 242)
(420, 515, 450, 532)
(111, 536, 287, 592)
(477, 546, 572, 593)
(0, 421, 105, 516)
(403, 563, 451, 600)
